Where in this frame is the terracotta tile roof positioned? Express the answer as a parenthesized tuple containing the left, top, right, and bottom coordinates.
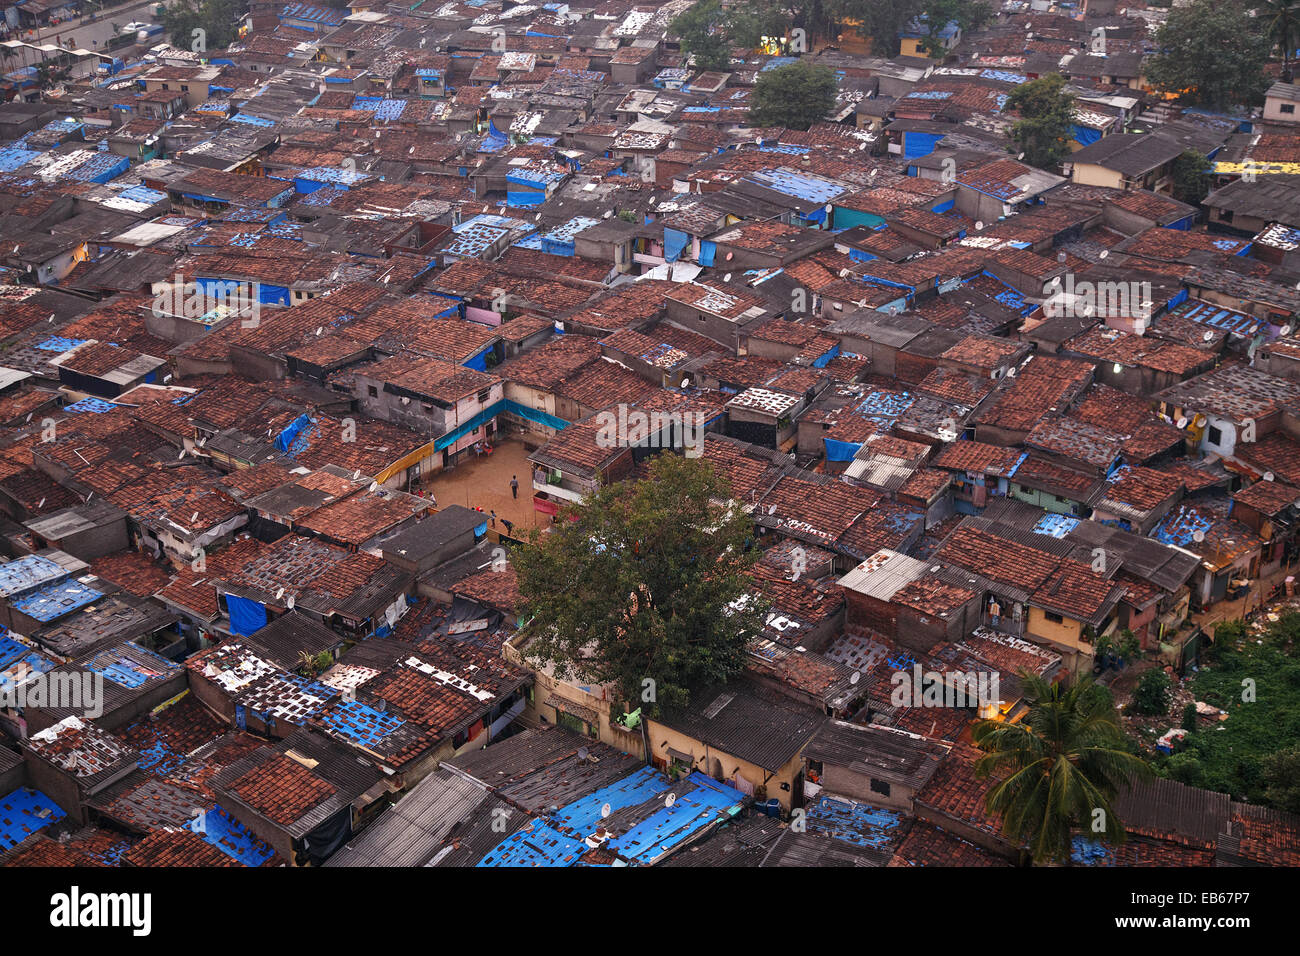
(1102, 466, 1185, 512)
(915, 744, 1005, 839)
(1232, 478, 1300, 515)
(228, 753, 336, 827)
(367, 664, 481, 731)
(1031, 559, 1124, 624)
(453, 564, 520, 615)
(976, 355, 1093, 433)
(296, 490, 430, 547)
(890, 821, 1011, 867)
(933, 440, 1025, 475)
(936, 526, 1059, 591)
(123, 829, 242, 867)
(759, 476, 881, 544)
(89, 550, 173, 598)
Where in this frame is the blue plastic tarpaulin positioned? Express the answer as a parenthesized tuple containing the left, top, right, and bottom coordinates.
(698, 240, 716, 267)
(903, 131, 944, 160)
(275, 414, 312, 453)
(227, 595, 268, 636)
(1072, 124, 1103, 147)
(824, 438, 863, 461)
(663, 227, 689, 263)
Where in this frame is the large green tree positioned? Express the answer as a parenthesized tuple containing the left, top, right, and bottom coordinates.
(162, 0, 247, 54)
(1144, 0, 1270, 110)
(1004, 72, 1075, 170)
(515, 454, 767, 716)
(1171, 149, 1213, 206)
(748, 58, 838, 129)
(912, 0, 992, 57)
(671, 0, 732, 71)
(1260, 0, 1300, 82)
(973, 675, 1151, 865)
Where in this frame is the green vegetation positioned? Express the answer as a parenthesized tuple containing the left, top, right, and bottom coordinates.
(748, 59, 838, 130)
(1132, 669, 1173, 717)
(670, 0, 732, 71)
(514, 455, 767, 717)
(1143, 0, 1270, 111)
(162, 0, 247, 54)
(973, 674, 1150, 865)
(1260, 0, 1300, 82)
(1171, 149, 1213, 206)
(1004, 73, 1075, 170)
(1154, 614, 1300, 806)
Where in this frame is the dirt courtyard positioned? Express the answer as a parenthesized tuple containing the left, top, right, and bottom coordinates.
(422, 439, 546, 534)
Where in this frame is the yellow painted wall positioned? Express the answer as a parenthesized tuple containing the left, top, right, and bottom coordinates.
(645, 718, 804, 810)
(1070, 163, 1124, 189)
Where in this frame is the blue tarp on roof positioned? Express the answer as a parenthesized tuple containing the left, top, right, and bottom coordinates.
(274, 413, 313, 453)
(0, 788, 65, 850)
(825, 437, 864, 461)
(478, 818, 587, 867)
(1072, 123, 1103, 147)
(201, 805, 278, 866)
(227, 595, 268, 636)
(903, 131, 944, 160)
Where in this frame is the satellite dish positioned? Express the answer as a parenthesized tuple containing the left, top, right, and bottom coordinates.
(975, 221, 984, 230)
(287, 595, 295, 609)
(665, 793, 677, 808)
(724, 273, 732, 282)
(850, 670, 861, 685)
(1176, 417, 1188, 428)
(276, 587, 285, 600)
(768, 504, 777, 515)
(1203, 331, 1214, 342)
(680, 378, 690, 388)
(1265, 472, 1275, 482)
(1193, 530, 1205, 543)
(1099, 250, 1109, 259)
(601, 802, 612, 818)
(1284, 325, 1294, 337)
(577, 746, 589, 760)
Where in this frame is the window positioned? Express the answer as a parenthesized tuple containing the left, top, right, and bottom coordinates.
(1207, 424, 1224, 446)
(1045, 611, 1064, 624)
(870, 778, 891, 798)
(367, 385, 378, 398)
(1283, 103, 1296, 114)
(477, 387, 492, 404)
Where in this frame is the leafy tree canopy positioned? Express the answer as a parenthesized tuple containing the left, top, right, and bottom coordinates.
(1144, 0, 1270, 111)
(514, 454, 768, 717)
(973, 674, 1150, 865)
(1004, 72, 1075, 170)
(748, 58, 838, 130)
(162, 0, 246, 54)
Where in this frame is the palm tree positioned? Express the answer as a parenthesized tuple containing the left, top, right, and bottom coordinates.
(971, 673, 1150, 865)
(1262, 0, 1300, 82)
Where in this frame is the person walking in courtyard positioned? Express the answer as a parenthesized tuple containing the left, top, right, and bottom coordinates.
(510, 475, 518, 499)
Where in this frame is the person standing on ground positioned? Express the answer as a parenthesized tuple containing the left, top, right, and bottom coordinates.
(510, 475, 518, 499)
